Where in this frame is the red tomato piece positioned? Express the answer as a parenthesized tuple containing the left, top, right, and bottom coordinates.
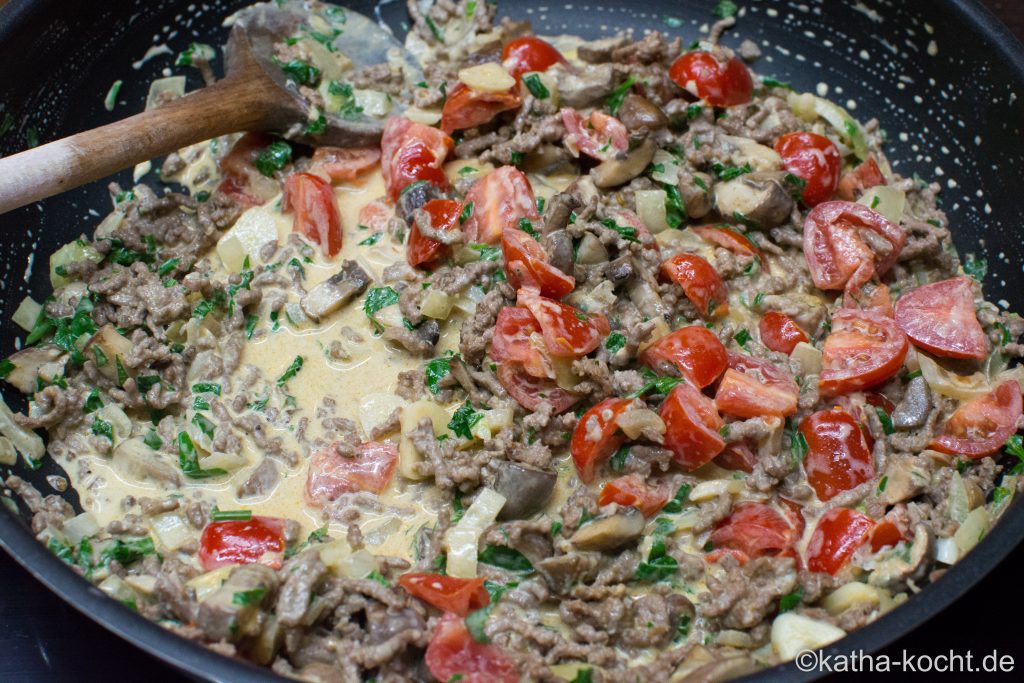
(407, 198, 461, 269)
(692, 225, 761, 258)
(715, 352, 800, 418)
(668, 51, 753, 107)
(806, 508, 875, 575)
(660, 383, 726, 470)
(714, 441, 757, 473)
(495, 362, 579, 414)
(305, 441, 399, 507)
(199, 516, 287, 571)
(710, 502, 799, 559)
(216, 176, 264, 208)
(310, 146, 381, 182)
(820, 309, 908, 396)
(802, 200, 907, 293)
(440, 82, 522, 135)
(571, 398, 633, 483)
(759, 311, 810, 355)
(869, 520, 906, 552)
(801, 408, 876, 501)
(357, 198, 392, 234)
(490, 306, 546, 374)
(774, 132, 841, 207)
(502, 36, 567, 80)
(398, 573, 490, 617)
(598, 474, 669, 517)
(461, 166, 540, 245)
(425, 612, 518, 683)
(517, 289, 610, 358)
(380, 116, 453, 200)
(894, 276, 989, 360)
(844, 281, 894, 317)
(283, 172, 343, 257)
(503, 229, 575, 299)
(560, 108, 629, 161)
(837, 157, 887, 201)
(640, 325, 728, 388)
(220, 132, 274, 179)
(930, 380, 1022, 458)
(661, 253, 729, 318)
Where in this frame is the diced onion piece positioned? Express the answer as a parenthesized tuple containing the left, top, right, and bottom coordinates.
(0, 394, 45, 464)
(654, 226, 708, 254)
(399, 400, 453, 480)
(358, 392, 407, 438)
(317, 538, 353, 572)
(217, 205, 279, 272)
(458, 62, 515, 92)
(771, 612, 846, 661)
(934, 536, 959, 565)
(340, 548, 379, 579)
(0, 437, 15, 466)
(953, 506, 989, 555)
(50, 241, 103, 288)
(857, 186, 906, 224)
(421, 289, 453, 320)
(786, 91, 818, 122)
(12, 296, 42, 332)
(790, 341, 823, 376)
(354, 89, 392, 118)
(301, 38, 352, 82)
(946, 470, 971, 525)
(635, 189, 671, 233)
(145, 76, 186, 111)
(187, 566, 234, 602)
(549, 663, 595, 682)
(550, 355, 577, 391)
(96, 404, 132, 443)
(638, 317, 671, 354)
(123, 574, 157, 594)
(812, 96, 869, 160)
(649, 149, 682, 185)
(403, 107, 443, 126)
(917, 353, 992, 401)
(202, 450, 248, 471)
(150, 512, 193, 552)
(615, 408, 666, 440)
(689, 478, 744, 503)
(62, 512, 100, 545)
(95, 210, 125, 239)
(445, 487, 507, 578)
(822, 582, 885, 616)
(90, 324, 134, 383)
(484, 407, 514, 432)
(98, 575, 135, 603)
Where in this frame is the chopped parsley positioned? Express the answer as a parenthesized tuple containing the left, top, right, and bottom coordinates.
(143, 429, 162, 450)
(788, 427, 809, 464)
(600, 218, 639, 242)
(177, 431, 227, 479)
(470, 243, 500, 261)
(277, 356, 304, 386)
(363, 286, 400, 331)
(478, 545, 534, 573)
(628, 371, 686, 398)
(254, 140, 292, 177)
(762, 77, 794, 91)
(192, 413, 215, 439)
(211, 508, 253, 522)
(358, 232, 383, 246)
(686, 104, 703, 120)
(609, 446, 630, 472)
(661, 483, 692, 514)
(778, 587, 803, 613)
(636, 536, 678, 582)
(734, 328, 751, 348)
(91, 417, 113, 441)
(877, 475, 889, 493)
(876, 408, 895, 435)
(605, 75, 636, 116)
(711, 161, 753, 182)
(1004, 435, 1024, 475)
(245, 314, 259, 339)
(459, 201, 474, 225)
(522, 73, 550, 99)
(327, 80, 364, 119)
(191, 382, 221, 396)
(448, 401, 483, 439)
(231, 587, 267, 606)
(518, 218, 538, 238)
(425, 351, 455, 394)
(83, 388, 103, 414)
(663, 184, 686, 229)
(277, 58, 320, 86)
(0, 358, 14, 379)
(605, 331, 627, 354)
(963, 253, 987, 282)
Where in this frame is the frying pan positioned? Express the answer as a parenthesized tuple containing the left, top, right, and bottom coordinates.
(0, 0, 1022, 680)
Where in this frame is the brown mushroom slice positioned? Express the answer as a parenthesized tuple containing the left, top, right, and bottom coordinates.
(554, 63, 616, 108)
(891, 376, 932, 430)
(493, 462, 557, 520)
(868, 524, 933, 589)
(542, 230, 575, 276)
(877, 455, 930, 505)
(713, 173, 793, 228)
(591, 138, 658, 189)
(2, 346, 66, 394)
(570, 507, 645, 551)
(536, 552, 602, 594)
(618, 94, 668, 130)
(300, 260, 371, 321)
(574, 233, 609, 265)
(196, 564, 278, 641)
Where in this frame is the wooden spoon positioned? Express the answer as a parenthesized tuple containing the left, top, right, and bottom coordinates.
(0, 1, 421, 215)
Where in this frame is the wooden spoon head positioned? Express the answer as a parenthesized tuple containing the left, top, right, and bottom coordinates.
(225, 0, 423, 147)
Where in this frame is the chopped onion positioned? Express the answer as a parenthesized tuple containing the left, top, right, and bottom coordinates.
(812, 96, 869, 160)
(124, 574, 158, 594)
(340, 548, 379, 579)
(145, 76, 185, 111)
(354, 89, 392, 118)
(946, 470, 971, 524)
(917, 353, 992, 401)
(94, 210, 125, 239)
(358, 392, 407, 438)
(635, 189, 671, 233)
(12, 296, 41, 333)
(50, 241, 103, 288)
(790, 341, 823, 376)
(421, 289, 453, 320)
(615, 409, 665, 440)
(187, 566, 234, 602)
(771, 612, 846, 661)
(0, 437, 15, 466)
(649, 149, 681, 185)
(202, 450, 247, 471)
(689, 479, 744, 503)
(398, 400, 452, 480)
(216, 205, 280, 272)
(459, 62, 515, 92)
(0, 394, 45, 464)
(150, 512, 194, 552)
(98, 575, 135, 603)
(787, 91, 818, 122)
(445, 487, 506, 578)
(403, 107, 443, 126)
(953, 506, 989, 555)
(63, 512, 100, 545)
(935, 536, 959, 565)
(822, 582, 884, 616)
(857, 186, 906, 224)
(721, 135, 783, 172)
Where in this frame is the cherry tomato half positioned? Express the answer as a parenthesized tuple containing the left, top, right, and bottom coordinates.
(310, 146, 381, 182)
(805, 507, 875, 575)
(407, 198, 462, 269)
(894, 276, 989, 360)
(305, 441, 399, 507)
(692, 225, 761, 259)
(801, 408, 876, 501)
(660, 383, 726, 470)
(571, 398, 633, 483)
(440, 82, 522, 135)
(503, 229, 575, 299)
(398, 573, 490, 617)
(560, 108, 630, 161)
(661, 252, 729, 318)
(598, 474, 670, 517)
(759, 311, 810, 355)
(836, 157, 887, 201)
(502, 36, 567, 80)
(710, 502, 800, 559)
(640, 325, 727, 389)
(517, 289, 610, 358)
(381, 116, 453, 200)
(930, 380, 1022, 458)
(820, 309, 908, 397)
(461, 166, 540, 245)
(283, 172, 343, 257)
(715, 352, 800, 419)
(495, 362, 580, 414)
(491, 306, 549, 378)
(199, 516, 287, 571)
(668, 51, 753, 107)
(774, 132, 841, 207)
(425, 612, 518, 683)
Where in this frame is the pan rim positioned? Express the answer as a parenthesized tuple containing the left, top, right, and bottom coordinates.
(0, 0, 1022, 680)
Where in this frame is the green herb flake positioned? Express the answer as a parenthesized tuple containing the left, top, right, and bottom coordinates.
(522, 73, 550, 99)
(1005, 435, 1024, 475)
(478, 545, 534, 573)
(211, 507, 253, 522)
(177, 431, 227, 479)
(245, 314, 259, 340)
(470, 243, 500, 261)
(358, 232, 383, 246)
(661, 483, 692, 514)
(143, 429, 162, 450)
(686, 103, 703, 120)
(636, 537, 678, 582)
(425, 351, 455, 394)
(789, 428, 809, 464)
(91, 417, 113, 441)
(254, 140, 293, 177)
(363, 286, 400, 331)
(663, 183, 686, 229)
(711, 161, 753, 182)
(0, 358, 14, 379)
(734, 328, 751, 348)
(459, 201, 474, 225)
(232, 587, 267, 606)
(192, 382, 221, 396)
(963, 253, 987, 282)
(448, 400, 483, 440)
(104, 80, 122, 111)
(778, 587, 803, 613)
(877, 475, 889, 493)
(277, 356, 304, 386)
(605, 75, 636, 116)
(277, 58, 321, 86)
(600, 218, 639, 242)
(605, 330, 627, 354)
(876, 408, 895, 435)
(762, 77, 794, 91)
(609, 446, 630, 473)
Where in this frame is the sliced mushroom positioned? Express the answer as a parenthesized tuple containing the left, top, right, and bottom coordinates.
(891, 376, 933, 430)
(196, 564, 278, 641)
(679, 171, 714, 219)
(603, 255, 635, 284)
(868, 524, 933, 589)
(493, 462, 557, 520)
(541, 192, 579, 234)
(618, 94, 668, 130)
(574, 233, 609, 265)
(300, 260, 371, 321)
(536, 552, 602, 594)
(713, 173, 793, 229)
(2, 346, 66, 394)
(591, 138, 658, 189)
(554, 63, 616, 108)
(684, 656, 760, 683)
(542, 230, 575, 276)
(577, 36, 629, 63)
(397, 180, 445, 222)
(570, 507, 645, 551)
(113, 437, 182, 486)
(878, 455, 931, 506)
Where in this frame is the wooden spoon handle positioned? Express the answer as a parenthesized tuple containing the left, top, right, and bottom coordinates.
(0, 74, 280, 214)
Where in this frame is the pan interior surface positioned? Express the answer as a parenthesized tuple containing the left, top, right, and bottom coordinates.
(0, 1, 1021, 681)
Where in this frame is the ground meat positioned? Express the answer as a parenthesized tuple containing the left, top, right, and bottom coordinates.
(237, 458, 280, 498)
(701, 556, 798, 629)
(7, 476, 74, 533)
(459, 282, 514, 364)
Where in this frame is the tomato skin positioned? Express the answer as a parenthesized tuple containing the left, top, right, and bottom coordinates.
(503, 229, 576, 299)
(491, 306, 550, 378)
(380, 116, 453, 200)
(407, 198, 461, 269)
(801, 408, 876, 501)
(710, 502, 800, 559)
(305, 441, 399, 507)
(598, 474, 669, 516)
(692, 225, 761, 258)
(930, 380, 1022, 458)
(357, 198, 392, 234)
(803, 200, 906, 293)
(774, 132, 841, 207)
(894, 276, 989, 360)
(660, 383, 726, 470)
(661, 253, 729, 318)
(820, 309, 908, 397)
(869, 520, 905, 552)
(517, 289, 609, 358)
(502, 36, 567, 80)
(462, 166, 540, 245)
(714, 441, 757, 473)
(441, 82, 522, 135)
(845, 281, 893, 317)
(560, 108, 630, 161)
(495, 362, 579, 414)
(668, 51, 753, 107)
(571, 398, 633, 483)
(283, 172, 343, 257)
(640, 325, 728, 389)
(398, 573, 490, 617)
(425, 612, 518, 683)
(806, 508, 875, 575)
(216, 176, 264, 208)
(715, 352, 800, 419)
(199, 516, 287, 571)
(310, 146, 381, 182)
(759, 311, 810, 355)
(837, 157, 887, 201)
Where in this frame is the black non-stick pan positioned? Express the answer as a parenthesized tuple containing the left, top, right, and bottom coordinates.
(0, 0, 1022, 680)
